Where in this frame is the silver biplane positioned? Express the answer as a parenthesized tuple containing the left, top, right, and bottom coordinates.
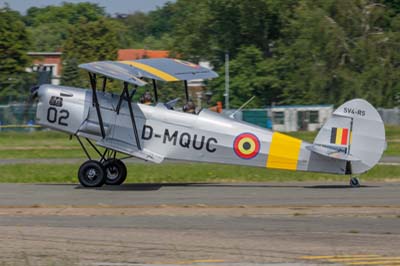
(31, 58, 386, 187)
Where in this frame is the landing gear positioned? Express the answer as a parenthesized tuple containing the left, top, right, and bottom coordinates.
(350, 176, 360, 187)
(78, 160, 106, 187)
(103, 159, 127, 185)
(76, 136, 129, 187)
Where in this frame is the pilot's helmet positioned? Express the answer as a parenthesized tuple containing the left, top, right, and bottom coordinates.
(183, 101, 196, 114)
(140, 91, 153, 104)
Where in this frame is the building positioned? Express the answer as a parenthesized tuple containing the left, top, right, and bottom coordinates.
(241, 105, 333, 132)
(117, 49, 169, 60)
(26, 52, 63, 85)
(269, 104, 333, 132)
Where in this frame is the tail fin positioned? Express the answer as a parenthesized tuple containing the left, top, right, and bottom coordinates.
(313, 99, 386, 174)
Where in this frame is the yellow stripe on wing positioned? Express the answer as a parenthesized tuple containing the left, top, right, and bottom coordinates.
(120, 61, 179, 81)
(266, 132, 302, 170)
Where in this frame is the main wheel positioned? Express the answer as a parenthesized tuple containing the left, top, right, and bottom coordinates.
(103, 159, 127, 185)
(78, 160, 106, 187)
(350, 177, 360, 187)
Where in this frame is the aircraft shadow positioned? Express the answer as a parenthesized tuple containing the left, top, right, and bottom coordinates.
(37, 183, 379, 190)
(90, 183, 379, 191)
(303, 185, 378, 189)
(94, 183, 207, 191)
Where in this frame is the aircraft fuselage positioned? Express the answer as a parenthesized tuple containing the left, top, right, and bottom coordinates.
(35, 85, 348, 174)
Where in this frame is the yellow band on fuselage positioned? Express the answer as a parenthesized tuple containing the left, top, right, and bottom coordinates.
(266, 132, 302, 170)
(120, 61, 179, 82)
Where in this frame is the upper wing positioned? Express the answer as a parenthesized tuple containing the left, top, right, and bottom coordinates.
(79, 61, 147, 86)
(79, 58, 218, 83)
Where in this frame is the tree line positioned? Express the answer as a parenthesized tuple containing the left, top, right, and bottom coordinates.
(0, 0, 399, 107)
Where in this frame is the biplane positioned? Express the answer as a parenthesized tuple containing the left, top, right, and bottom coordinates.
(31, 58, 386, 187)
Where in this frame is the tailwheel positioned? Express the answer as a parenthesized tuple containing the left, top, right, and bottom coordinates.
(103, 159, 127, 185)
(350, 176, 361, 188)
(78, 160, 106, 187)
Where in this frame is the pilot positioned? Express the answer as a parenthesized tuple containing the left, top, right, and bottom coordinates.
(183, 100, 196, 114)
(140, 91, 153, 105)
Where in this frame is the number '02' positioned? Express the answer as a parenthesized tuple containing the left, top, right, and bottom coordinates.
(47, 107, 69, 126)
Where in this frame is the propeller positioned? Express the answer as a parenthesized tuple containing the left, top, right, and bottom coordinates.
(23, 65, 51, 125)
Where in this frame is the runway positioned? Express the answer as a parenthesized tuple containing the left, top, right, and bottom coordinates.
(0, 182, 399, 265)
(1, 182, 400, 206)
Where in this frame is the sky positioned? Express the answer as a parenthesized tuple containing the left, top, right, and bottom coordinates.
(1, 0, 175, 15)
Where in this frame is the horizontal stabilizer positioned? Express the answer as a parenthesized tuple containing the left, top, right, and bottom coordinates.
(307, 145, 361, 162)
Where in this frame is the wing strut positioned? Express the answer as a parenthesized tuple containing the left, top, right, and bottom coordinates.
(115, 82, 142, 151)
(88, 73, 106, 138)
(184, 80, 189, 102)
(101, 77, 107, 92)
(152, 79, 159, 102)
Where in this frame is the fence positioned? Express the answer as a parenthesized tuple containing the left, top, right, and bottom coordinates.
(225, 105, 334, 132)
(0, 103, 39, 132)
(0, 103, 398, 133)
(378, 108, 400, 125)
(225, 107, 400, 132)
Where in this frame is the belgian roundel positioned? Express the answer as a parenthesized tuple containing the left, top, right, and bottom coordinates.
(233, 133, 260, 159)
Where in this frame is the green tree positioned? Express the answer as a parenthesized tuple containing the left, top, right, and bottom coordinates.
(25, 2, 105, 27)
(166, 0, 400, 107)
(0, 6, 33, 101)
(116, 12, 150, 48)
(21, 0, 400, 107)
(169, 1, 212, 61)
(117, 2, 177, 49)
(61, 18, 119, 87)
(25, 2, 106, 51)
(171, 0, 297, 63)
(210, 46, 284, 108)
(275, 0, 400, 107)
(60, 58, 80, 87)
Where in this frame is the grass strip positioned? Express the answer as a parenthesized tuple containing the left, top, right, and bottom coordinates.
(0, 163, 398, 183)
(0, 127, 398, 158)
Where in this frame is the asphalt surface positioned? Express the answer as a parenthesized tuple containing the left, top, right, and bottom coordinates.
(0, 182, 399, 265)
(0, 182, 399, 207)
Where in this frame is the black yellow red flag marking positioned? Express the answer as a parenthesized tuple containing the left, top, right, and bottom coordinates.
(233, 133, 260, 159)
(330, 127, 349, 145)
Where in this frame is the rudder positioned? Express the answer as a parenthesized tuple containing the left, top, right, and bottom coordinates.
(313, 99, 386, 174)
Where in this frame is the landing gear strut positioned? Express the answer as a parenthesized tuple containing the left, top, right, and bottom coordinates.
(349, 176, 360, 187)
(346, 161, 361, 188)
(76, 136, 128, 187)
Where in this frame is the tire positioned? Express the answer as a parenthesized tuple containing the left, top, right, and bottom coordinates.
(103, 159, 127, 185)
(78, 160, 106, 187)
(350, 177, 360, 187)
